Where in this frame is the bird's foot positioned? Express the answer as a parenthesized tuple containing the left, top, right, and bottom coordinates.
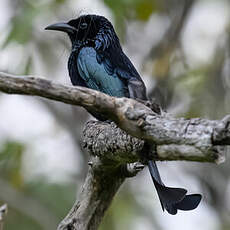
(122, 162, 145, 177)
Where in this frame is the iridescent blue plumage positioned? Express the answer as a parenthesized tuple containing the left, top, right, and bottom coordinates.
(66, 15, 147, 102)
(45, 14, 201, 215)
(77, 47, 129, 97)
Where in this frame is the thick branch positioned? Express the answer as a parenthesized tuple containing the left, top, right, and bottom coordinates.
(1, 72, 229, 230)
(83, 121, 226, 163)
(0, 72, 229, 163)
(58, 156, 125, 230)
(58, 119, 226, 230)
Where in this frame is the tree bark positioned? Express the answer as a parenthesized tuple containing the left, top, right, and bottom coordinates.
(0, 72, 228, 163)
(58, 156, 125, 230)
(0, 72, 230, 229)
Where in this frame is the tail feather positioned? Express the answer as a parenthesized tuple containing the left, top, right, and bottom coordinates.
(148, 161, 187, 210)
(165, 194, 202, 215)
(147, 160, 202, 214)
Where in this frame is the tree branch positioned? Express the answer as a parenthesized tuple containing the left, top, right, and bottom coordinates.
(83, 120, 227, 164)
(0, 72, 229, 163)
(0, 71, 229, 229)
(58, 157, 125, 230)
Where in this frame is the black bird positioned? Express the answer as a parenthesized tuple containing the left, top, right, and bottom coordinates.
(45, 14, 201, 215)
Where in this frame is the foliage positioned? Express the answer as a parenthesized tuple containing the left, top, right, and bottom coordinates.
(1, 0, 230, 229)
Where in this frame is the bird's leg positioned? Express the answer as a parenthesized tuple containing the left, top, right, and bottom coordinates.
(103, 119, 113, 124)
(123, 162, 145, 177)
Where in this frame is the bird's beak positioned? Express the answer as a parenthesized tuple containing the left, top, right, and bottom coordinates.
(45, 22, 77, 34)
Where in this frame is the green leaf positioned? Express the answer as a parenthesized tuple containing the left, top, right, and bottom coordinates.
(2, 4, 38, 47)
(135, 0, 156, 21)
(0, 141, 25, 188)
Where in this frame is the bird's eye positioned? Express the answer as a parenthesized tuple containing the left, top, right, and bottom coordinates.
(80, 23, 88, 29)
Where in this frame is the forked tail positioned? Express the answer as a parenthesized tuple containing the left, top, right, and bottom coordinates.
(148, 160, 202, 215)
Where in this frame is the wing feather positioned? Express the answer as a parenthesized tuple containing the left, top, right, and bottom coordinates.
(77, 47, 128, 97)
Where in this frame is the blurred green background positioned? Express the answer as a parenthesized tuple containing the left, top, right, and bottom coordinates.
(0, 0, 230, 229)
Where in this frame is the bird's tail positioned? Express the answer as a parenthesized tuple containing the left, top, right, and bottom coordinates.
(147, 160, 202, 215)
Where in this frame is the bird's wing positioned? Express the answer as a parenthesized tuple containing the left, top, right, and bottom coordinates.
(96, 50, 147, 100)
(77, 47, 128, 98)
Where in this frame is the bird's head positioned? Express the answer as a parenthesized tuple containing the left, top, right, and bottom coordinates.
(45, 14, 120, 51)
